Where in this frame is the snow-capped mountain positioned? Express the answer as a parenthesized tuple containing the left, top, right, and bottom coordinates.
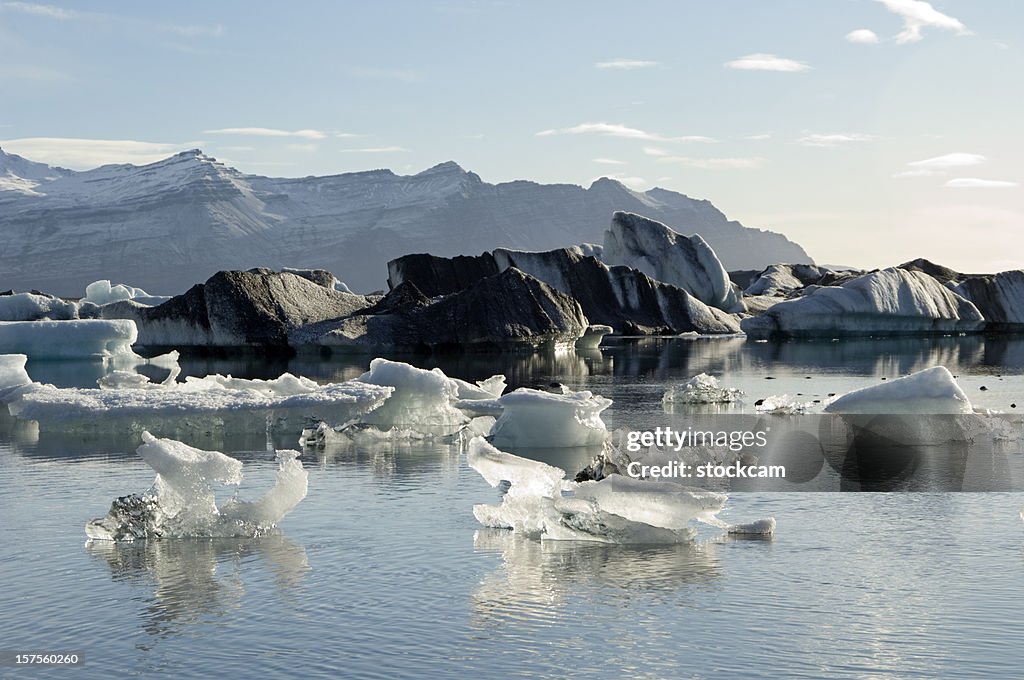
(0, 148, 812, 295)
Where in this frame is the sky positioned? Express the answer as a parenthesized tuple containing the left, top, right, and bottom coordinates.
(1, 0, 1021, 272)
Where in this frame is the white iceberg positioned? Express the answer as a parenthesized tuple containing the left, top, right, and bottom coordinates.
(663, 373, 744, 404)
(488, 387, 611, 448)
(0, 292, 78, 321)
(1, 362, 393, 435)
(0, 319, 138, 359)
(353, 357, 471, 435)
(823, 366, 972, 414)
(468, 438, 771, 543)
(82, 279, 171, 307)
(741, 268, 983, 338)
(602, 211, 745, 313)
(0, 353, 31, 398)
(85, 432, 307, 541)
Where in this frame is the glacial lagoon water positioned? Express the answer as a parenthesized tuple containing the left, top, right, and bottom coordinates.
(2, 336, 1024, 679)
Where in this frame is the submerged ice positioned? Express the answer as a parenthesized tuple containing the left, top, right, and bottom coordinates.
(86, 432, 307, 541)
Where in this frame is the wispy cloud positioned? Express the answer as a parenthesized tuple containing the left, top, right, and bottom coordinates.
(1, 1, 78, 20)
(537, 122, 715, 143)
(656, 156, 766, 170)
(875, 0, 970, 44)
(593, 158, 626, 165)
(595, 58, 660, 70)
(596, 174, 647, 190)
(339, 146, 409, 153)
(745, 134, 772, 141)
(205, 127, 328, 140)
(725, 53, 810, 72)
(945, 178, 1018, 188)
(0, 137, 193, 168)
(895, 152, 986, 177)
(846, 29, 880, 44)
(285, 143, 318, 153)
(798, 133, 874, 148)
(1, 2, 223, 41)
(643, 147, 669, 156)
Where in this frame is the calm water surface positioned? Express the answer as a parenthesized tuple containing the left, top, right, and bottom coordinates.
(2, 337, 1024, 679)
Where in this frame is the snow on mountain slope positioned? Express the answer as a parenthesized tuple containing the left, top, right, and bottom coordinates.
(0, 148, 812, 295)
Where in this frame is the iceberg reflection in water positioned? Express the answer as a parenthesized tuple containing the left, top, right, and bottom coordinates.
(85, 534, 309, 638)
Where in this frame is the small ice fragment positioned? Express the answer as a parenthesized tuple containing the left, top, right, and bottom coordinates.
(663, 373, 744, 404)
(86, 432, 307, 541)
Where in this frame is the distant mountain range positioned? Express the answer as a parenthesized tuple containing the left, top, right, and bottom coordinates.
(0, 147, 813, 295)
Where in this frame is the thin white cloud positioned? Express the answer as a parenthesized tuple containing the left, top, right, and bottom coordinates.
(945, 178, 1018, 188)
(875, 0, 970, 44)
(1, 3, 222, 41)
(596, 174, 647, 190)
(0, 137, 193, 169)
(595, 58, 660, 70)
(745, 134, 772, 141)
(205, 127, 328, 140)
(895, 152, 987, 176)
(657, 156, 766, 170)
(725, 53, 810, 72)
(339, 146, 409, 153)
(537, 122, 715, 143)
(593, 158, 626, 165)
(285, 143, 318, 153)
(643, 147, 670, 156)
(799, 133, 874, 147)
(846, 29, 880, 44)
(1, 2, 78, 20)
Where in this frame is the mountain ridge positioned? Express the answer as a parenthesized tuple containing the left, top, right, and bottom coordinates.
(0, 148, 813, 295)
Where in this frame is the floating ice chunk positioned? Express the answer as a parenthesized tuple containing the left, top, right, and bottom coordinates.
(353, 358, 469, 435)
(663, 373, 744, 404)
(0, 292, 78, 321)
(468, 437, 763, 544)
(755, 395, 815, 414)
(573, 474, 726, 530)
(83, 280, 171, 307)
(823, 366, 973, 414)
(488, 387, 611, 448)
(86, 432, 307, 541)
(451, 374, 507, 400)
(0, 319, 137, 359)
(725, 518, 777, 536)
(3, 368, 392, 435)
(0, 354, 31, 398)
(468, 436, 566, 497)
(574, 324, 612, 350)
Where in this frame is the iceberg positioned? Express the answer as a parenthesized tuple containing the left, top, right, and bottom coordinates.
(741, 268, 984, 338)
(663, 373, 743, 404)
(85, 432, 307, 541)
(353, 358, 471, 435)
(1, 362, 393, 435)
(468, 438, 771, 543)
(0, 319, 138, 359)
(488, 387, 611, 448)
(83, 279, 171, 307)
(0, 292, 78, 321)
(602, 211, 745, 313)
(823, 366, 973, 415)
